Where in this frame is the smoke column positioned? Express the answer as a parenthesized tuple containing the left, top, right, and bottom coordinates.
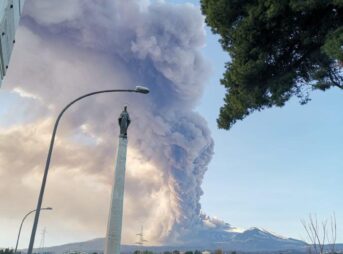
(4, 0, 214, 244)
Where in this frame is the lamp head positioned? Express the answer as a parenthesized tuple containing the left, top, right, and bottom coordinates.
(135, 86, 150, 94)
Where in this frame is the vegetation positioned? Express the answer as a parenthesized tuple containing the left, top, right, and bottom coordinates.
(302, 214, 337, 254)
(0, 249, 14, 254)
(201, 0, 343, 129)
(133, 251, 154, 254)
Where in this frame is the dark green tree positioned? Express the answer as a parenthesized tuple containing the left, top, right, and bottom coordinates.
(201, 0, 343, 129)
(0, 249, 14, 254)
(142, 251, 153, 254)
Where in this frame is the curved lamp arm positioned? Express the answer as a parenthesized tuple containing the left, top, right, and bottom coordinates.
(15, 207, 52, 254)
(27, 87, 149, 254)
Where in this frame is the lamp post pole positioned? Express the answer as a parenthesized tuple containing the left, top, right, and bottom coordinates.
(14, 207, 52, 254)
(27, 86, 150, 254)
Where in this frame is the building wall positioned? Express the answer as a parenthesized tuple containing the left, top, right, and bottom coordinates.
(0, 0, 25, 87)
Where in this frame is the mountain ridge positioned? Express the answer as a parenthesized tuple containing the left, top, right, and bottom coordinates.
(26, 227, 309, 253)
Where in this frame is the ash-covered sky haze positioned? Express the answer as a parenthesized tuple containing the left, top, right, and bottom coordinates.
(1, 0, 343, 249)
(1, 0, 214, 247)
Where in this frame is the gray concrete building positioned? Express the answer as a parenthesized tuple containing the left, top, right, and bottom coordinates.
(0, 0, 25, 87)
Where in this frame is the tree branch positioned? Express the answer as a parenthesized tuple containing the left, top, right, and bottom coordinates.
(328, 69, 343, 89)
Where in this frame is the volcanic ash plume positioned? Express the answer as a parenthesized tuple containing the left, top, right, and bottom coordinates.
(3, 0, 214, 244)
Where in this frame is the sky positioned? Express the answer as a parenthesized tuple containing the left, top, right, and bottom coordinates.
(162, 0, 343, 243)
(189, 1, 343, 243)
(0, 0, 342, 249)
(199, 59, 343, 240)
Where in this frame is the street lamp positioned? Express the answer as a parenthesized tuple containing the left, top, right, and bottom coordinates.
(15, 207, 52, 254)
(135, 86, 150, 94)
(27, 86, 150, 254)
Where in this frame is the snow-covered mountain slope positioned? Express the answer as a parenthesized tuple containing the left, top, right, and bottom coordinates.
(32, 227, 307, 253)
(221, 227, 306, 251)
(177, 215, 307, 251)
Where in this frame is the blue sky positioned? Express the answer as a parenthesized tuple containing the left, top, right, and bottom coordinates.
(185, 1, 343, 241)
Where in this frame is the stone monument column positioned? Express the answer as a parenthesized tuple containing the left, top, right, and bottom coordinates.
(105, 106, 131, 254)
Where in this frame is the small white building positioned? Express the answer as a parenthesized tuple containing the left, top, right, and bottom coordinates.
(0, 0, 25, 87)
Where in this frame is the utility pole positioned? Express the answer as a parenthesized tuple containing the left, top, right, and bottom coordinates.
(135, 226, 148, 248)
(39, 227, 46, 254)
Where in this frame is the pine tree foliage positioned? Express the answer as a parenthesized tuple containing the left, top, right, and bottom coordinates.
(201, 0, 343, 129)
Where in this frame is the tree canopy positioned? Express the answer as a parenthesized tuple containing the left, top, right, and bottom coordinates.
(0, 249, 14, 254)
(201, 0, 343, 129)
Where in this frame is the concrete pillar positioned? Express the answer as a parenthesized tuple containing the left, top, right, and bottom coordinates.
(104, 136, 128, 254)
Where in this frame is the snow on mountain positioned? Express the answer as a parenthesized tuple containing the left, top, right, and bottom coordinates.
(226, 227, 306, 251)
(34, 218, 308, 253)
(175, 216, 307, 251)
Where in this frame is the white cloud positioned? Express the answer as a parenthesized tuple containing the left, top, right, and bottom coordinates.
(12, 87, 41, 100)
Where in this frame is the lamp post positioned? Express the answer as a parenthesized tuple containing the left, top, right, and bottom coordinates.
(14, 207, 52, 254)
(27, 86, 150, 254)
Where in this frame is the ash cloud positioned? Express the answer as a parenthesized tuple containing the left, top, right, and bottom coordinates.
(1, 0, 213, 245)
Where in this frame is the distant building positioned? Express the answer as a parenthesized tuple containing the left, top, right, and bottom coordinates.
(0, 0, 25, 87)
